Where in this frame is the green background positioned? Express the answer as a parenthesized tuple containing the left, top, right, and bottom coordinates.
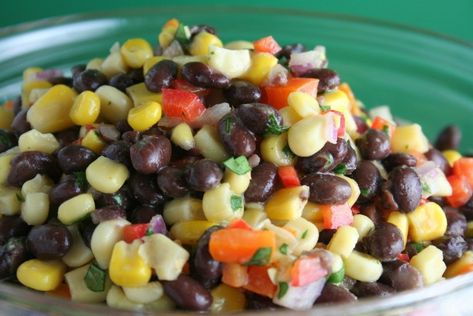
(1, 0, 472, 42)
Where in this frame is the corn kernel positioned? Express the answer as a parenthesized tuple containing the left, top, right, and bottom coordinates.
(144, 294, 176, 312)
(62, 225, 94, 268)
(21, 174, 53, 196)
(172, 55, 207, 67)
(21, 192, 49, 225)
(27, 85, 77, 133)
(225, 41, 254, 50)
(203, 183, 244, 222)
(239, 52, 278, 85)
(328, 225, 359, 258)
(127, 101, 162, 132)
(337, 175, 360, 207)
(86, 156, 129, 194)
(95, 85, 133, 123)
(22, 80, 52, 107)
(387, 211, 409, 246)
(279, 106, 301, 127)
(0, 106, 14, 129)
(171, 123, 194, 150)
(107, 285, 144, 311)
(123, 281, 163, 304)
(262, 220, 298, 258)
(163, 197, 205, 225)
(260, 132, 294, 167)
(301, 202, 323, 223)
(58, 193, 95, 225)
(343, 250, 382, 282)
(126, 82, 163, 107)
(65, 264, 111, 303)
(100, 51, 128, 78)
(17, 259, 66, 291)
(407, 202, 447, 242)
(391, 124, 430, 154)
(158, 19, 179, 48)
(190, 31, 223, 56)
(170, 220, 217, 245)
(288, 115, 331, 157)
(70, 91, 101, 126)
(143, 56, 168, 75)
(121, 38, 153, 69)
(321, 89, 358, 135)
(284, 217, 319, 255)
(91, 218, 130, 269)
(81, 129, 107, 154)
(0, 186, 21, 216)
(18, 129, 59, 154)
(224, 169, 251, 194)
(242, 208, 267, 229)
(265, 186, 309, 221)
(86, 58, 103, 70)
(445, 251, 473, 278)
(210, 284, 246, 313)
(194, 125, 229, 162)
(443, 150, 462, 166)
(288, 91, 320, 118)
(0, 151, 17, 185)
(208, 46, 251, 79)
(351, 214, 374, 239)
(410, 245, 446, 285)
(110, 240, 152, 287)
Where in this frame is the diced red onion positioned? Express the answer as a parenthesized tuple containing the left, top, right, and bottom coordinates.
(163, 40, 184, 58)
(149, 214, 168, 235)
(158, 116, 185, 129)
(289, 47, 327, 76)
(263, 64, 289, 86)
(35, 69, 63, 81)
(323, 112, 338, 144)
(273, 278, 326, 311)
(248, 154, 261, 168)
(415, 162, 452, 197)
(190, 102, 231, 128)
(91, 206, 126, 224)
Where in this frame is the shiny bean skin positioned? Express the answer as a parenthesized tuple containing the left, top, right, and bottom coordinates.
(353, 115, 369, 134)
(78, 218, 96, 248)
(26, 223, 72, 260)
(50, 176, 85, 207)
(130, 135, 172, 174)
(341, 144, 358, 175)
(381, 261, 423, 291)
(129, 205, 159, 224)
(185, 159, 223, 192)
(57, 145, 97, 173)
(182, 62, 230, 89)
(356, 129, 391, 161)
(91, 206, 126, 224)
(0, 237, 29, 279)
(351, 282, 395, 298)
(121, 130, 142, 144)
(245, 292, 279, 310)
(424, 148, 451, 175)
(276, 43, 305, 59)
(115, 119, 133, 134)
(360, 203, 382, 225)
(97, 187, 134, 212)
(363, 222, 403, 261)
(297, 138, 348, 173)
(157, 167, 189, 198)
(0, 130, 17, 153)
(129, 173, 166, 207)
(374, 188, 399, 213)
(7, 151, 61, 187)
(0, 216, 30, 245)
(315, 284, 357, 304)
(127, 68, 145, 84)
(144, 60, 178, 92)
(108, 73, 135, 92)
(73, 69, 108, 93)
(235, 103, 283, 136)
(301, 68, 340, 93)
(350, 161, 381, 203)
(218, 113, 256, 157)
(48, 76, 73, 87)
(302, 173, 352, 205)
(435, 125, 461, 151)
(102, 141, 131, 167)
(445, 207, 467, 236)
(389, 166, 422, 212)
(460, 197, 473, 221)
(244, 162, 278, 203)
(318, 229, 337, 245)
(432, 235, 467, 264)
(71, 64, 86, 78)
(191, 226, 223, 289)
(382, 153, 417, 173)
(224, 80, 262, 106)
(162, 274, 212, 311)
(189, 24, 217, 37)
(11, 109, 32, 138)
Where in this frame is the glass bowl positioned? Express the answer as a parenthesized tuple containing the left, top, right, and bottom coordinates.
(1, 6, 473, 316)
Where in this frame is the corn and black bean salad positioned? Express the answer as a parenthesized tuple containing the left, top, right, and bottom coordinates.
(0, 18, 473, 312)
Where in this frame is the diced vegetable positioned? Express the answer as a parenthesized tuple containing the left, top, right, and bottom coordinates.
(321, 203, 354, 230)
(208, 46, 251, 79)
(162, 89, 206, 123)
(410, 245, 446, 285)
(265, 186, 309, 221)
(243, 266, 277, 298)
(123, 224, 149, 243)
(278, 166, 300, 187)
(263, 78, 318, 110)
(253, 36, 281, 55)
(446, 174, 472, 207)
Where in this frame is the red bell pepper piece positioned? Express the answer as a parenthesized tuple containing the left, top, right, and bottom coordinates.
(446, 174, 472, 208)
(291, 255, 328, 287)
(172, 78, 210, 97)
(397, 253, 410, 262)
(278, 166, 301, 188)
(243, 266, 277, 298)
(123, 224, 149, 243)
(227, 219, 253, 230)
(371, 116, 395, 138)
(453, 158, 473, 188)
(162, 88, 206, 122)
(262, 78, 318, 110)
(321, 203, 354, 229)
(253, 36, 282, 55)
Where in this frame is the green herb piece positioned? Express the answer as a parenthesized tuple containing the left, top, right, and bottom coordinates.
(15, 192, 24, 202)
(422, 182, 432, 194)
(277, 282, 289, 299)
(230, 195, 243, 212)
(382, 125, 390, 135)
(301, 229, 308, 239)
(333, 163, 347, 175)
(282, 144, 294, 159)
(265, 114, 288, 135)
(320, 104, 331, 112)
(360, 188, 370, 197)
(279, 243, 288, 255)
(145, 225, 154, 236)
(74, 171, 88, 188)
(409, 242, 425, 253)
(327, 267, 345, 284)
(84, 262, 107, 292)
(244, 247, 272, 266)
(174, 23, 191, 47)
(0, 131, 14, 148)
(224, 156, 251, 175)
(224, 116, 233, 134)
(323, 154, 334, 169)
(112, 194, 123, 206)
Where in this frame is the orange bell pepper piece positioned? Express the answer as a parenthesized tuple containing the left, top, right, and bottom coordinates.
(263, 77, 319, 110)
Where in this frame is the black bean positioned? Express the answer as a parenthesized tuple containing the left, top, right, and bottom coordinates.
(71, 64, 86, 78)
(341, 143, 358, 175)
(460, 197, 473, 221)
(224, 80, 262, 106)
(49, 175, 85, 207)
(115, 119, 133, 134)
(185, 159, 223, 192)
(428, 195, 446, 207)
(204, 89, 226, 108)
(235, 103, 282, 136)
(182, 62, 230, 89)
(96, 185, 134, 211)
(57, 145, 96, 174)
(54, 127, 80, 147)
(7, 151, 60, 187)
(353, 115, 369, 134)
(48, 76, 73, 87)
(157, 167, 189, 198)
(109, 73, 135, 92)
(102, 141, 131, 167)
(302, 173, 352, 205)
(432, 235, 467, 264)
(381, 260, 423, 291)
(128, 68, 145, 84)
(244, 162, 278, 203)
(315, 283, 357, 304)
(374, 188, 399, 213)
(192, 226, 223, 289)
(144, 60, 178, 92)
(435, 125, 461, 151)
(351, 282, 395, 298)
(26, 223, 72, 260)
(245, 292, 279, 310)
(130, 135, 172, 174)
(73, 69, 108, 93)
(90, 206, 126, 224)
(162, 274, 212, 311)
(424, 148, 451, 175)
(129, 173, 166, 207)
(0, 237, 29, 279)
(78, 218, 96, 248)
(363, 222, 403, 261)
(11, 109, 31, 138)
(318, 229, 337, 245)
(0, 216, 29, 245)
(189, 24, 217, 37)
(382, 153, 417, 172)
(0, 130, 17, 154)
(297, 138, 348, 174)
(276, 43, 305, 59)
(351, 161, 381, 203)
(360, 203, 381, 224)
(217, 113, 256, 157)
(389, 166, 422, 212)
(302, 68, 340, 93)
(445, 208, 467, 236)
(356, 129, 391, 160)
(129, 205, 159, 224)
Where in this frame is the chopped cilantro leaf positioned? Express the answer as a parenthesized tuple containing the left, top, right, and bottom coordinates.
(277, 282, 289, 299)
(0, 130, 14, 148)
(283, 144, 294, 159)
(333, 163, 347, 175)
(230, 195, 243, 212)
(84, 262, 106, 292)
(175, 23, 191, 47)
(224, 156, 251, 175)
(74, 171, 88, 189)
(301, 229, 308, 239)
(265, 114, 288, 135)
(327, 267, 345, 284)
(224, 116, 233, 134)
(360, 188, 370, 197)
(382, 125, 390, 135)
(279, 243, 288, 255)
(15, 192, 24, 202)
(244, 247, 272, 266)
(320, 104, 331, 112)
(422, 182, 431, 194)
(112, 194, 123, 206)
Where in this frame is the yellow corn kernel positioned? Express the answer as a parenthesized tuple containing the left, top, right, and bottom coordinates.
(107, 285, 144, 311)
(86, 156, 129, 194)
(239, 52, 278, 85)
(100, 51, 128, 78)
(65, 264, 111, 303)
(81, 129, 107, 154)
(279, 106, 301, 127)
(86, 58, 103, 70)
(58, 193, 95, 225)
(172, 55, 207, 67)
(337, 175, 360, 207)
(343, 250, 383, 282)
(95, 85, 133, 123)
(91, 218, 130, 269)
(407, 202, 447, 242)
(0, 152, 16, 185)
(443, 150, 462, 166)
(70, 91, 101, 126)
(0, 106, 14, 129)
(163, 197, 205, 225)
(18, 129, 60, 154)
(170, 220, 217, 245)
(330, 253, 344, 275)
(0, 186, 21, 216)
(210, 284, 246, 313)
(208, 46, 251, 79)
(288, 91, 320, 118)
(328, 225, 359, 258)
(123, 281, 163, 304)
(242, 207, 267, 229)
(263, 220, 298, 257)
(194, 125, 229, 162)
(128, 101, 162, 132)
(391, 124, 430, 154)
(22, 80, 52, 107)
(224, 169, 251, 195)
(171, 123, 194, 150)
(143, 56, 168, 75)
(288, 115, 331, 157)
(260, 132, 294, 167)
(62, 225, 94, 268)
(121, 38, 153, 69)
(410, 245, 446, 285)
(110, 240, 152, 287)
(265, 186, 309, 221)
(225, 40, 254, 50)
(387, 211, 409, 246)
(284, 217, 319, 255)
(158, 19, 179, 48)
(321, 89, 358, 135)
(21, 192, 49, 225)
(17, 259, 66, 291)
(27, 85, 76, 133)
(351, 214, 374, 239)
(189, 31, 223, 56)
(139, 234, 189, 281)
(28, 88, 50, 104)
(445, 251, 473, 278)
(21, 174, 53, 196)
(302, 202, 323, 223)
(126, 82, 163, 107)
(202, 183, 244, 222)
